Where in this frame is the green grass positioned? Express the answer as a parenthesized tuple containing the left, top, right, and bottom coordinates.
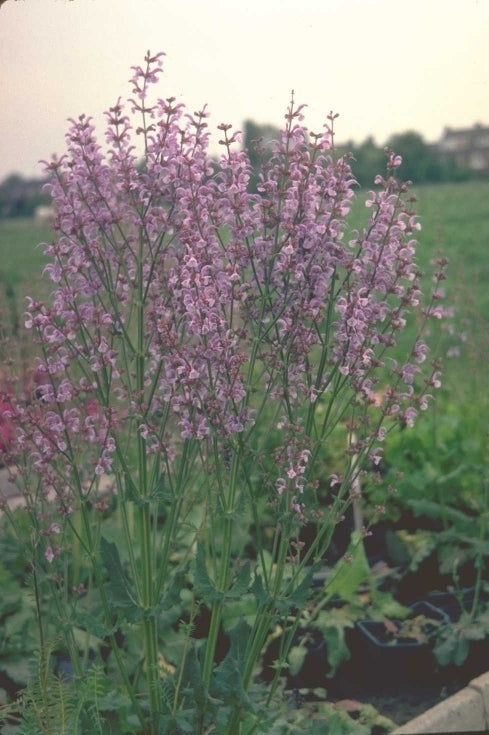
(414, 180, 489, 318)
(1, 180, 488, 400)
(412, 182, 489, 404)
(0, 218, 52, 371)
(2, 179, 488, 314)
(349, 180, 489, 402)
(0, 218, 51, 287)
(350, 179, 489, 319)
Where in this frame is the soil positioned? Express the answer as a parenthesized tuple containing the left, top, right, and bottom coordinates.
(282, 667, 481, 732)
(335, 677, 467, 728)
(288, 626, 488, 730)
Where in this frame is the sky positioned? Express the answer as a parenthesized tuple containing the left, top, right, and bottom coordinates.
(0, 0, 488, 181)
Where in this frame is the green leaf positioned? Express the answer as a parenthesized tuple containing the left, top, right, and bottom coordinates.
(212, 618, 252, 706)
(100, 537, 142, 622)
(95, 688, 133, 712)
(73, 610, 118, 640)
(287, 644, 308, 676)
(276, 563, 319, 615)
(158, 712, 197, 734)
(194, 543, 223, 606)
(158, 566, 190, 613)
(227, 561, 251, 599)
(324, 532, 371, 603)
(221, 597, 259, 630)
(358, 703, 397, 732)
(0, 657, 31, 685)
(461, 621, 489, 641)
(288, 563, 318, 608)
(385, 529, 411, 566)
(250, 571, 268, 606)
(434, 629, 469, 666)
(316, 608, 355, 675)
(408, 499, 474, 527)
(181, 644, 222, 713)
(371, 590, 410, 619)
(322, 625, 350, 675)
(315, 703, 370, 735)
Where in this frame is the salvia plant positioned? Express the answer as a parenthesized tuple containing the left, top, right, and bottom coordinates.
(0, 51, 448, 734)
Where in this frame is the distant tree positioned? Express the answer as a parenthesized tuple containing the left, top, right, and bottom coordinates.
(0, 174, 49, 218)
(242, 123, 473, 190)
(345, 136, 386, 187)
(243, 120, 280, 192)
(386, 131, 444, 183)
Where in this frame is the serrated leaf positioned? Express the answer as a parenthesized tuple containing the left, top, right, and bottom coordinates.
(227, 561, 251, 599)
(73, 610, 118, 640)
(288, 563, 318, 608)
(96, 688, 133, 712)
(159, 566, 189, 612)
(372, 590, 410, 619)
(71, 625, 108, 652)
(181, 644, 222, 712)
(194, 543, 223, 606)
(212, 618, 252, 706)
(316, 620, 351, 675)
(250, 571, 268, 605)
(277, 563, 318, 615)
(221, 597, 259, 630)
(317, 607, 356, 629)
(408, 499, 473, 527)
(325, 532, 370, 603)
(326, 628, 350, 675)
(158, 712, 196, 734)
(100, 536, 142, 622)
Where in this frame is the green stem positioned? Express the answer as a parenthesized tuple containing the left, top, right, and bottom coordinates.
(201, 449, 240, 690)
(201, 519, 233, 689)
(139, 502, 161, 730)
(470, 479, 489, 622)
(134, 230, 162, 731)
(80, 501, 147, 727)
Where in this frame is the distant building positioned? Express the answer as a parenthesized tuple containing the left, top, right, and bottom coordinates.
(437, 123, 489, 172)
(34, 205, 55, 223)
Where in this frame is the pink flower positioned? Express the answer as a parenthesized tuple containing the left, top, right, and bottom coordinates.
(5, 51, 443, 546)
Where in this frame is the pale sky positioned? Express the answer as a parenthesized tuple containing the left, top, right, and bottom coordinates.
(1, 0, 488, 180)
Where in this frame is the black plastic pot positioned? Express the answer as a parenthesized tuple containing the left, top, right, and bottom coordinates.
(426, 586, 489, 622)
(355, 601, 449, 691)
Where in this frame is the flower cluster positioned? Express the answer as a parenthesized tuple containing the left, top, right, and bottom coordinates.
(6, 52, 444, 538)
(0, 53, 451, 734)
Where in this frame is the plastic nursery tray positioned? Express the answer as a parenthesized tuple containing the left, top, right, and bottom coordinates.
(355, 601, 448, 689)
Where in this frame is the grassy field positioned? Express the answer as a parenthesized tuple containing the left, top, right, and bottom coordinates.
(2, 179, 488, 307)
(1, 179, 488, 396)
(349, 179, 489, 319)
(0, 218, 52, 373)
(413, 181, 489, 403)
(0, 217, 51, 288)
(414, 180, 489, 319)
(347, 180, 489, 400)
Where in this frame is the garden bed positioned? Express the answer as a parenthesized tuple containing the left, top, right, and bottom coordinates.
(2, 466, 487, 734)
(392, 670, 489, 733)
(277, 640, 489, 732)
